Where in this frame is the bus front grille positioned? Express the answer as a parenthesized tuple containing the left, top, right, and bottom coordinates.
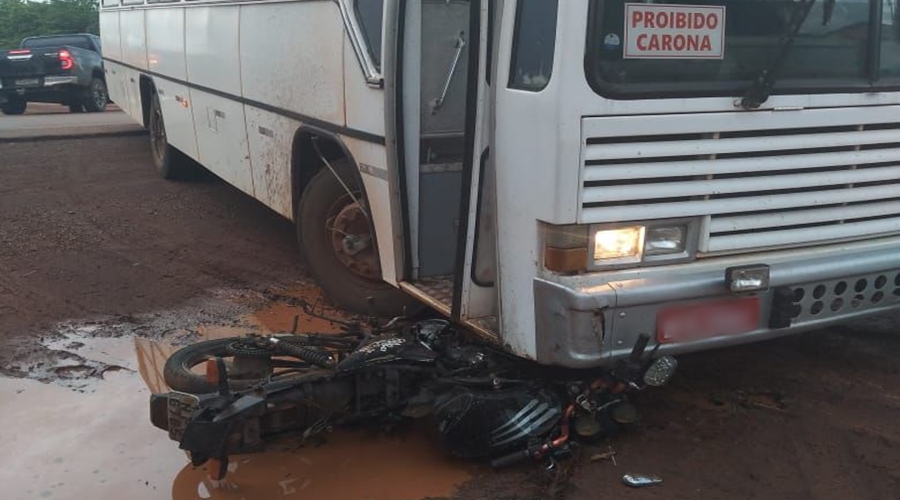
(579, 107, 900, 254)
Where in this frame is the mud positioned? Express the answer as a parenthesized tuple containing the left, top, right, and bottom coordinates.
(0, 288, 473, 500)
(2, 135, 900, 500)
(170, 429, 471, 500)
(0, 136, 307, 367)
(0, 336, 182, 500)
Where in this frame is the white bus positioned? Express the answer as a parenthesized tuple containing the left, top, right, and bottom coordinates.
(100, 0, 900, 369)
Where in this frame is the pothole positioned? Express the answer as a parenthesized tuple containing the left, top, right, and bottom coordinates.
(2, 285, 354, 389)
(2, 289, 259, 388)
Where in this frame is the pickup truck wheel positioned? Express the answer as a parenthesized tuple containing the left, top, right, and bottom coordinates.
(82, 79, 108, 112)
(149, 92, 192, 180)
(1, 96, 26, 115)
(298, 159, 421, 317)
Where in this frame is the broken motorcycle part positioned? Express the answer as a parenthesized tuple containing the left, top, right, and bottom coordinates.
(622, 473, 663, 488)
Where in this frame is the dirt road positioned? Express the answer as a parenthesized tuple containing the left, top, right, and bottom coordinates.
(0, 135, 305, 341)
(1, 136, 898, 500)
(0, 103, 142, 140)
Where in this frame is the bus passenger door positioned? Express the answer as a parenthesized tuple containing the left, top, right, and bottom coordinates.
(450, 0, 497, 330)
(396, 0, 498, 336)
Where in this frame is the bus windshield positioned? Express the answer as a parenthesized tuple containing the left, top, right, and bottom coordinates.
(586, 0, 900, 97)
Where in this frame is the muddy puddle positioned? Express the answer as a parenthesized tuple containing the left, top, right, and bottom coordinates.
(0, 340, 182, 500)
(0, 286, 473, 500)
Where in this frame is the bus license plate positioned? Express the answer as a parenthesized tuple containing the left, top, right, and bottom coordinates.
(656, 297, 760, 343)
(16, 78, 39, 87)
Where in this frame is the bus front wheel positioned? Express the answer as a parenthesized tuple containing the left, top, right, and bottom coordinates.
(297, 159, 420, 317)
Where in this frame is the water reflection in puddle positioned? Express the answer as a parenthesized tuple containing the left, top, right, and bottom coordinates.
(0, 367, 183, 500)
(1, 287, 472, 500)
(171, 429, 471, 500)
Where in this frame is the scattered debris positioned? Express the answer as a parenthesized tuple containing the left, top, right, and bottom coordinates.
(705, 389, 788, 412)
(589, 445, 617, 464)
(737, 390, 787, 411)
(622, 473, 663, 488)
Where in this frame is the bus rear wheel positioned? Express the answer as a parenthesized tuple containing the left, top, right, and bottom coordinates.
(298, 159, 419, 317)
(148, 91, 192, 179)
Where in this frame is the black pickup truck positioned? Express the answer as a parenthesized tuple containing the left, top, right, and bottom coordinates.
(0, 33, 107, 115)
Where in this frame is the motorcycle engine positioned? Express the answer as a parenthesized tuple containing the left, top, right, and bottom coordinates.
(432, 386, 562, 458)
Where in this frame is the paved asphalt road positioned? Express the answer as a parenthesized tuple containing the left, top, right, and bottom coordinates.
(0, 102, 143, 140)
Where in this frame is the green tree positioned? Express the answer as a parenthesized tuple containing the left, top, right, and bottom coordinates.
(0, 0, 99, 49)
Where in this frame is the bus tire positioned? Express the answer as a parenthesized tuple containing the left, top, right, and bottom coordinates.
(298, 159, 420, 317)
(1, 96, 27, 115)
(148, 91, 192, 180)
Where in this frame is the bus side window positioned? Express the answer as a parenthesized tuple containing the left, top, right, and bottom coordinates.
(354, 0, 385, 71)
(509, 0, 559, 91)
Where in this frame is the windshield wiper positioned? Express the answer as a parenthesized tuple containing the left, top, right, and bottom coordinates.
(739, 0, 819, 109)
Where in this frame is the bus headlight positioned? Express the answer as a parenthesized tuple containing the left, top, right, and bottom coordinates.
(644, 225, 687, 255)
(542, 219, 698, 273)
(593, 226, 645, 263)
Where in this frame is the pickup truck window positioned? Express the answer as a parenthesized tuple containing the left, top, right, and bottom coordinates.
(22, 36, 95, 52)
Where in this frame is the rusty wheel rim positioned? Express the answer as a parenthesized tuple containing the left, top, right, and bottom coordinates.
(327, 193, 380, 281)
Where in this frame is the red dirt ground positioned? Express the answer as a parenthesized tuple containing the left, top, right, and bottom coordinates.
(1, 136, 898, 500)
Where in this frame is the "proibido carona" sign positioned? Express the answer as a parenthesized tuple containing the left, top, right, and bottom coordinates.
(623, 3, 726, 60)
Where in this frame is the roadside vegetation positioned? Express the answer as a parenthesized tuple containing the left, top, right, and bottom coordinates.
(0, 0, 98, 49)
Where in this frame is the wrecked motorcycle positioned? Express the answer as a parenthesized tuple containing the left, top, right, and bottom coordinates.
(150, 318, 677, 479)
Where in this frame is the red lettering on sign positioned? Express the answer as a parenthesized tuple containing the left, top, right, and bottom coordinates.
(692, 13, 705, 28)
(686, 34, 699, 51)
(624, 5, 724, 58)
(637, 33, 648, 50)
(657, 12, 668, 28)
(660, 34, 672, 50)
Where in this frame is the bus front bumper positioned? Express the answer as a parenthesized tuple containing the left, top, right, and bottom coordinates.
(533, 236, 900, 369)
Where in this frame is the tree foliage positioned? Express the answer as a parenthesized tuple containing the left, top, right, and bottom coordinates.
(0, 0, 99, 49)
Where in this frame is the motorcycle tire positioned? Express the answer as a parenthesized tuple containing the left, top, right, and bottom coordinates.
(164, 338, 243, 394)
(164, 336, 312, 394)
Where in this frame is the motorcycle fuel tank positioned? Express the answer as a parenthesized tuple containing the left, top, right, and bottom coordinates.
(433, 386, 562, 458)
(337, 336, 437, 372)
